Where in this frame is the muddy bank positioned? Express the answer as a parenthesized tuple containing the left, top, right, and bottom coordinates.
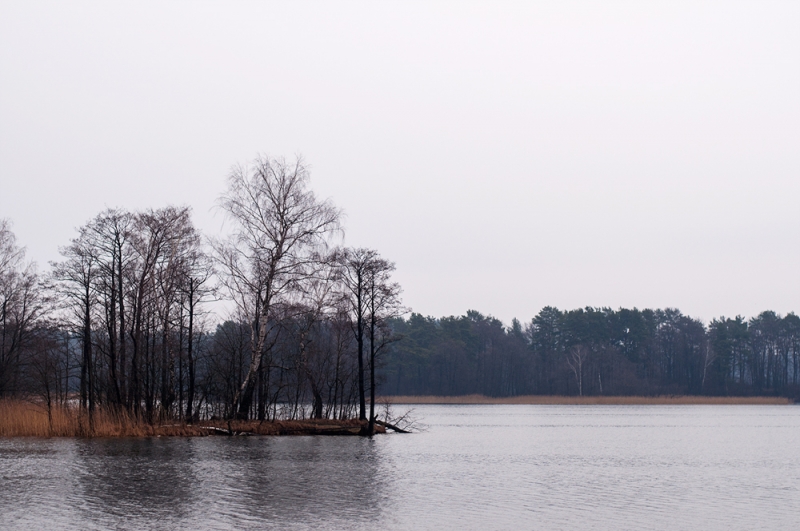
(178, 419, 385, 437)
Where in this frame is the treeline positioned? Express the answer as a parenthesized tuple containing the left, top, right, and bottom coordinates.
(0, 156, 401, 433)
(381, 308, 800, 398)
(4, 157, 798, 429)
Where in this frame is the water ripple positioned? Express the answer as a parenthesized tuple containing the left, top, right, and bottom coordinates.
(1, 405, 799, 530)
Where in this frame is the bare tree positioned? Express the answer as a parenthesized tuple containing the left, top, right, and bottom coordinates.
(124, 206, 194, 419)
(214, 155, 341, 419)
(85, 209, 133, 408)
(336, 248, 377, 420)
(0, 220, 45, 397)
(337, 248, 404, 430)
(291, 259, 341, 419)
(365, 255, 403, 434)
(29, 326, 70, 434)
(566, 344, 589, 396)
(148, 207, 197, 420)
(52, 226, 98, 430)
(178, 244, 214, 422)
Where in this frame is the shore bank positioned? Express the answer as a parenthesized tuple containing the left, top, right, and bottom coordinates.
(382, 394, 792, 405)
(0, 400, 384, 437)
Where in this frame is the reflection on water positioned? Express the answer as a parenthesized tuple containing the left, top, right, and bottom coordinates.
(190, 437, 384, 530)
(1, 405, 799, 530)
(75, 438, 197, 526)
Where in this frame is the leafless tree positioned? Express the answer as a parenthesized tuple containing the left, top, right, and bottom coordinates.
(289, 259, 341, 419)
(178, 244, 214, 422)
(566, 344, 589, 396)
(29, 326, 71, 433)
(52, 225, 98, 430)
(51, 207, 208, 425)
(337, 248, 404, 430)
(214, 155, 341, 419)
(0, 220, 45, 397)
(364, 254, 403, 434)
(336, 248, 377, 420)
(123, 206, 195, 419)
(85, 209, 133, 408)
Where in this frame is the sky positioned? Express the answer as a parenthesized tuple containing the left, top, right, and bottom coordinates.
(1, 1, 798, 325)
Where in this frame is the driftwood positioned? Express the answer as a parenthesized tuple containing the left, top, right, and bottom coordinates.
(200, 426, 230, 435)
(199, 426, 253, 436)
(374, 419, 410, 434)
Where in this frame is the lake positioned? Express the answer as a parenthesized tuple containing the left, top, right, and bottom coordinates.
(1, 405, 799, 530)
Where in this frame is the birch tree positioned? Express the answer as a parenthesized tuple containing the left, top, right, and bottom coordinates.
(215, 155, 341, 419)
(566, 344, 589, 396)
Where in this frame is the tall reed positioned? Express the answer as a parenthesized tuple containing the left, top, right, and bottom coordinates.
(0, 399, 193, 437)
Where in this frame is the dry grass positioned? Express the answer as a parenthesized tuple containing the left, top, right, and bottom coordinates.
(0, 400, 198, 437)
(0, 400, 379, 437)
(382, 394, 792, 405)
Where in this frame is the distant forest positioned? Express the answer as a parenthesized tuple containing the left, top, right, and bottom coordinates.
(2, 156, 798, 433)
(382, 308, 800, 399)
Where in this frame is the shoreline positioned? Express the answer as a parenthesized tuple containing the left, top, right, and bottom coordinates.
(381, 394, 792, 405)
(0, 418, 385, 438)
(0, 400, 386, 437)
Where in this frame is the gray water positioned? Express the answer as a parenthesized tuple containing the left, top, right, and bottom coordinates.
(1, 405, 799, 530)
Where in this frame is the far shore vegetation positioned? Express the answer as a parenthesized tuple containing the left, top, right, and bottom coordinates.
(2, 153, 800, 439)
(382, 395, 791, 405)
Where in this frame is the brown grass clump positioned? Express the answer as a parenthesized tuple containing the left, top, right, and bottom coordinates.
(382, 394, 792, 405)
(1, 399, 79, 436)
(0, 399, 178, 437)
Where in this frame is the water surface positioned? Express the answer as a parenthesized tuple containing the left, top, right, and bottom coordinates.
(2, 405, 799, 530)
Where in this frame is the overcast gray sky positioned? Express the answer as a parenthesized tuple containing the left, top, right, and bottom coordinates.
(1, 1, 798, 324)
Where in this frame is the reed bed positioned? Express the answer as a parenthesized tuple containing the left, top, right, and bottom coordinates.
(0, 400, 202, 437)
(383, 394, 792, 405)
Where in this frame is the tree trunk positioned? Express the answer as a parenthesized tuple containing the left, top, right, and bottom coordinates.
(368, 283, 376, 435)
(185, 292, 195, 421)
(357, 281, 366, 420)
(117, 243, 127, 407)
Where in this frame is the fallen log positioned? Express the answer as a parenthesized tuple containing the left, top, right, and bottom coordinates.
(200, 426, 233, 436)
(199, 426, 253, 436)
(374, 419, 410, 433)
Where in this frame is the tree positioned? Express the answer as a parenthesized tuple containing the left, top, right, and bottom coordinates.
(292, 260, 341, 419)
(364, 254, 403, 434)
(215, 155, 341, 419)
(179, 244, 214, 422)
(0, 220, 45, 397)
(51, 207, 206, 425)
(77, 209, 135, 409)
(566, 344, 589, 396)
(336, 248, 376, 420)
(52, 225, 98, 431)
